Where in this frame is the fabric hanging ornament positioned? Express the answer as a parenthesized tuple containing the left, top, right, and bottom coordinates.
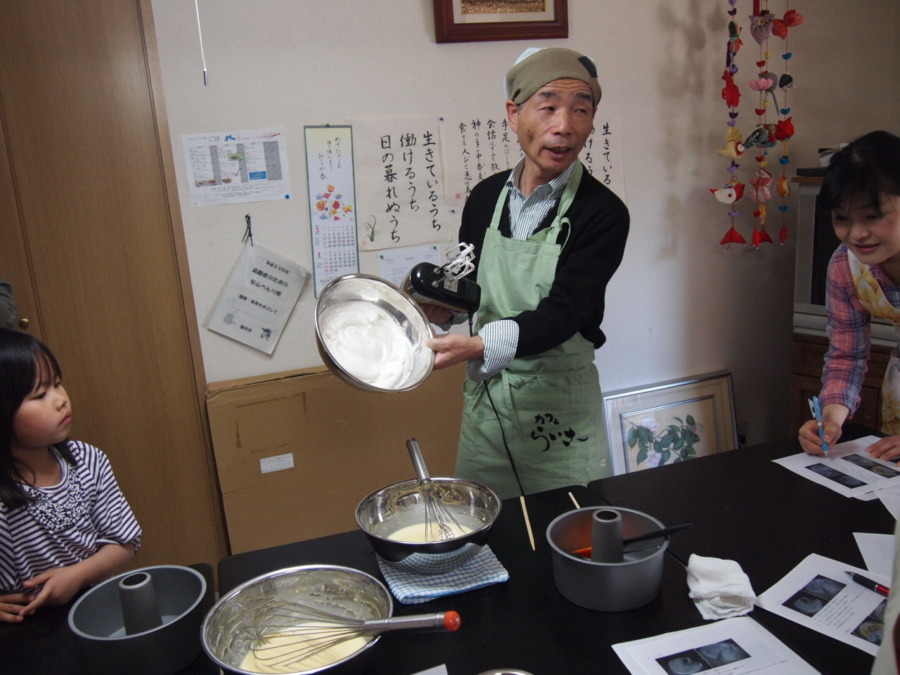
(771, 3, 803, 243)
(714, 0, 802, 249)
(716, 0, 747, 247)
(744, 0, 776, 248)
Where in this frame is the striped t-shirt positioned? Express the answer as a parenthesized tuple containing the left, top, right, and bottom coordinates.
(0, 441, 142, 592)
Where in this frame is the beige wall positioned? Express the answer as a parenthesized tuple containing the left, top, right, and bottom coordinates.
(149, 0, 900, 446)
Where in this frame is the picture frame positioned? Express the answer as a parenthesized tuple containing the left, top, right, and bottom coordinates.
(603, 371, 738, 474)
(433, 0, 568, 44)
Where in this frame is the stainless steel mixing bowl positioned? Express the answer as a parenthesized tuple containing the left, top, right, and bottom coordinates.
(355, 477, 502, 574)
(201, 565, 392, 675)
(314, 274, 434, 392)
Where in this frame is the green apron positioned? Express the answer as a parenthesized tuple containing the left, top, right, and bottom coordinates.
(456, 163, 612, 499)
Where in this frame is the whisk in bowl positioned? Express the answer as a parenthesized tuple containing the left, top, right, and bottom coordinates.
(406, 438, 465, 541)
(244, 599, 460, 672)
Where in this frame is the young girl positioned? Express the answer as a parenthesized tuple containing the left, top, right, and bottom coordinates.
(0, 328, 141, 623)
(798, 130, 900, 462)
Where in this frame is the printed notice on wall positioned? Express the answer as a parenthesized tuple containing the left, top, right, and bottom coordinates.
(206, 242, 309, 354)
(183, 128, 291, 207)
(304, 125, 360, 295)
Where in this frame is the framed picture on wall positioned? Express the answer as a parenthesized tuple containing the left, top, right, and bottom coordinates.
(603, 372, 738, 474)
(433, 0, 568, 43)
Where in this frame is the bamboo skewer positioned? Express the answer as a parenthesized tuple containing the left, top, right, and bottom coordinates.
(519, 496, 535, 551)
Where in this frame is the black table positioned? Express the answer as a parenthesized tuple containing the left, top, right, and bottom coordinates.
(8, 431, 892, 674)
(0, 564, 218, 675)
(218, 484, 709, 675)
(588, 428, 895, 674)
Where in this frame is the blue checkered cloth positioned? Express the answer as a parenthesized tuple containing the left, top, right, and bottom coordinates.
(376, 546, 509, 605)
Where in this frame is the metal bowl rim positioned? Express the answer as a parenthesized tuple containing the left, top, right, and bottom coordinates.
(200, 563, 393, 674)
(545, 507, 669, 566)
(354, 477, 502, 546)
(314, 273, 435, 393)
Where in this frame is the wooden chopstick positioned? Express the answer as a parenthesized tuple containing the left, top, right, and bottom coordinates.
(520, 495, 535, 551)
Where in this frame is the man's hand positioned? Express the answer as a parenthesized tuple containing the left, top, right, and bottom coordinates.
(427, 334, 484, 369)
(419, 303, 454, 325)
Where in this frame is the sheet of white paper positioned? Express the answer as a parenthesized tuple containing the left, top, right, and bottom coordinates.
(855, 532, 896, 578)
(773, 435, 900, 498)
(879, 489, 900, 519)
(612, 616, 817, 674)
(376, 244, 443, 288)
(755, 553, 889, 656)
(352, 116, 454, 251)
(411, 667, 448, 675)
(206, 243, 309, 354)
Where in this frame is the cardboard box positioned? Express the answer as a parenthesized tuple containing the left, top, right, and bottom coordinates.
(206, 366, 465, 554)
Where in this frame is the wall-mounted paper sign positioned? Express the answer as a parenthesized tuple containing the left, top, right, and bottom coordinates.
(206, 242, 309, 354)
(304, 125, 360, 295)
(183, 128, 292, 206)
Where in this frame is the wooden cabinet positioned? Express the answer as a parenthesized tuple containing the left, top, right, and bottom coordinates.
(0, 1, 226, 569)
(789, 333, 890, 433)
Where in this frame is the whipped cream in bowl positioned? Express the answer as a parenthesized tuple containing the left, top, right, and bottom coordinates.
(315, 274, 434, 392)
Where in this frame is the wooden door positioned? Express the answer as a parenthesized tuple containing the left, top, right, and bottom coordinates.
(0, 1, 226, 569)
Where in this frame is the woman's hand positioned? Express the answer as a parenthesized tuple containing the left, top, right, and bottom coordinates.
(798, 402, 849, 455)
(798, 418, 842, 455)
(866, 435, 900, 463)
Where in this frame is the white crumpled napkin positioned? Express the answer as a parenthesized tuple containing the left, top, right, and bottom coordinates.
(686, 553, 757, 620)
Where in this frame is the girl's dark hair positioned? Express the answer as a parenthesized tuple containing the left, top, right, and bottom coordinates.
(0, 329, 75, 509)
(820, 130, 900, 214)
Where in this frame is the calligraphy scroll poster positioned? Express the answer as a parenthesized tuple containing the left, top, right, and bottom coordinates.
(304, 126, 360, 296)
(352, 116, 454, 252)
(439, 106, 626, 209)
(206, 242, 310, 354)
(182, 128, 291, 206)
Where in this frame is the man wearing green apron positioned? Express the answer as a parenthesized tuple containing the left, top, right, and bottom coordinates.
(426, 48, 629, 499)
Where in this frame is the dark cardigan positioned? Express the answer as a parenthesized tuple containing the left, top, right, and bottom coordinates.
(459, 165, 629, 358)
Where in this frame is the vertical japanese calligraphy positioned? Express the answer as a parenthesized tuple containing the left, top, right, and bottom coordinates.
(316, 113, 624, 265)
(440, 108, 625, 209)
(304, 126, 360, 295)
(352, 117, 453, 252)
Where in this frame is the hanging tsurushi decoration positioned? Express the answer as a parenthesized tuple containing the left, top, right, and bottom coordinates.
(715, 1, 803, 248)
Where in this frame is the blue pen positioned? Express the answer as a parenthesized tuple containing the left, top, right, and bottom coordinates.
(809, 396, 829, 456)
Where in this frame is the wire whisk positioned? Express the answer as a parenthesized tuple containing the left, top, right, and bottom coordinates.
(245, 599, 460, 670)
(406, 438, 465, 541)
